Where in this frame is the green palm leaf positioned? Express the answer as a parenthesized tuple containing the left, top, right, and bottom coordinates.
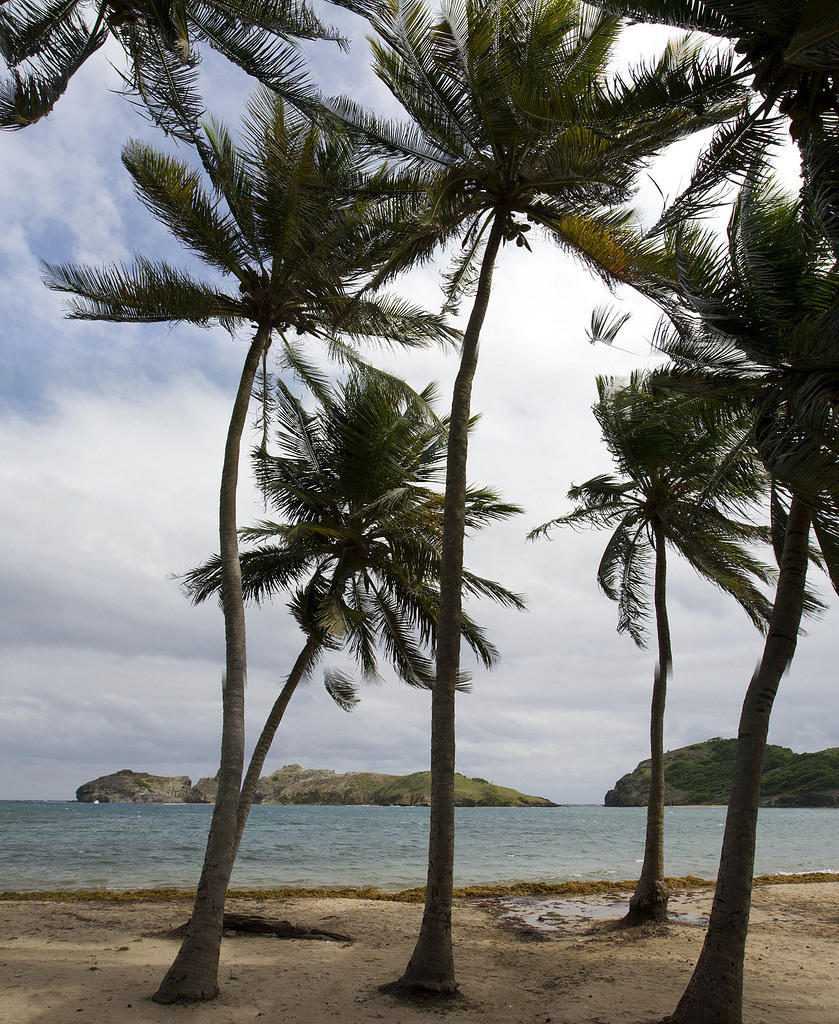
(323, 668, 361, 711)
(532, 372, 774, 645)
(0, 0, 365, 132)
(41, 256, 242, 326)
(186, 370, 522, 691)
(0, 7, 103, 128)
(122, 141, 250, 276)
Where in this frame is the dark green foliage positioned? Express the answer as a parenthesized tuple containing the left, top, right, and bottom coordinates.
(761, 749, 839, 798)
(591, 1, 839, 141)
(183, 372, 525, 694)
(530, 373, 774, 645)
(607, 738, 839, 806)
(0, 0, 374, 133)
(329, 0, 749, 309)
(654, 177, 839, 594)
(664, 739, 790, 803)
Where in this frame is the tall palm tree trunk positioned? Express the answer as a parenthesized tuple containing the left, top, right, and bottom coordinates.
(395, 213, 506, 995)
(233, 635, 321, 854)
(153, 327, 268, 1004)
(665, 494, 811, 1024)
(626, 518, 672, 924)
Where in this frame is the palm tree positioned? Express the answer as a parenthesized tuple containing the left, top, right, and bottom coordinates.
(41, 90, 457, 1004)
(0, 0, 376, 134)
(182, 371, 525, 859)
(651, 178, 839, 1024)
(590, 1, 839, 246)
(529, 372, 773, 925)
(329, 0, 748, 993)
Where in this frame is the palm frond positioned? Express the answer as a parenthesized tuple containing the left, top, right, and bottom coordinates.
(812, 502, 839, 597)
(541, 207, 676, 304)
(615, 521, 653, 646)
(41, 256, 241, 328)
(657, 173, 839, 524)
(652, 111, 782, 233)
(0, 1, 89, 65)
(463, 486, 524, 530)
(0, 8, 103, 129)
(326, 292, 460, 349)
(784, 4, 839, 69)
(117, 18, 205, 141)
(587, 303, 631, 346)
(461, 569, 526, 610)
(458, 609, 499, 670)
(122, 140, 249, 276)
(323, 668, 361, 711)
(801, 124, 839, 258)
(585, 1, 734, 35)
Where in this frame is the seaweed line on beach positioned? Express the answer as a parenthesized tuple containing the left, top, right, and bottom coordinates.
(3, 871, 838, 903)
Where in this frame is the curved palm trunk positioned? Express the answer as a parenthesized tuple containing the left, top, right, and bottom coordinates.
(153, 327, 268, 1004)
(665, 494, 811, 1024)
(232, 635, 321, 856)
(625, 518, 671, 925)
(394, 213, 506, 995)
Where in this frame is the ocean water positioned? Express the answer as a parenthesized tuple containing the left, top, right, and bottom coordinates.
(0, 802, 836, 893)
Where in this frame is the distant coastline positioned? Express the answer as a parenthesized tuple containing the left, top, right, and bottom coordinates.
(75, 765, 558, 807)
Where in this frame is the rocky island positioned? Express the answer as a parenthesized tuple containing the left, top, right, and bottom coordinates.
(76, 764, 557, 807)
(605, 738, 839, 807)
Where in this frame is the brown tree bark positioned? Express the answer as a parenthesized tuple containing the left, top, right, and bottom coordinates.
(392, 213, 506, 995)
(663, 494, 811, 1024)
(153, 326, 269, 1004)
(625, 518, 671, 925)
(233, 635, 321, 855)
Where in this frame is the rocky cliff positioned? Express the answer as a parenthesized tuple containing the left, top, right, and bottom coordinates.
(76, 765, 557, 807)
(75, 770, 197, 804)
(605, 738, 839, 807)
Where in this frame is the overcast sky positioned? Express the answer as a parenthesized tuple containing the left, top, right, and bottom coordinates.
(1, 8, 836, 805)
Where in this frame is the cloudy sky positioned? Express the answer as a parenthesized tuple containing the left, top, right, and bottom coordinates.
(1, 7, 836, 806)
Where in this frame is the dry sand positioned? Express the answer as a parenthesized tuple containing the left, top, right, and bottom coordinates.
(1, 882, 837, 1024)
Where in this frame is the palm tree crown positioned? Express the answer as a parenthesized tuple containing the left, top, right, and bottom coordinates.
(0, 0, 374, 133)
(657, 175, 839, 575)
(530, 371, 774, 926)
(531, 372, 774, 644)
(184, 373, 526, 688)
(179, 370, 524, 877)
(42, 88, 457, 362)
(334, 0, 746, 306)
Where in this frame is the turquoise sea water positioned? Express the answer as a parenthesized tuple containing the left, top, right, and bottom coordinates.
(0, 802, 836, 893)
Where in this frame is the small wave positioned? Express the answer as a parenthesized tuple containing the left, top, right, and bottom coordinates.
(773, 868, 838, 876)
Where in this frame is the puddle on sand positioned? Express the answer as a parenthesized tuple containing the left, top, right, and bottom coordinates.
(491, 896, 709, 931)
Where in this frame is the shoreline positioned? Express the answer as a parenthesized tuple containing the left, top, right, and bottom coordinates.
(3, 870, 838, 902)
(2, 880, 836, 1023)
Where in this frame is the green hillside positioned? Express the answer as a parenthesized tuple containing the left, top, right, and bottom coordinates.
(375, 771, 556, 807)
(605, 738, 839, 807)
(257, 766, 557, 807)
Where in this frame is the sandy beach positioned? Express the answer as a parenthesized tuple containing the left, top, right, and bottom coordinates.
(1, 882, 836, 1024)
